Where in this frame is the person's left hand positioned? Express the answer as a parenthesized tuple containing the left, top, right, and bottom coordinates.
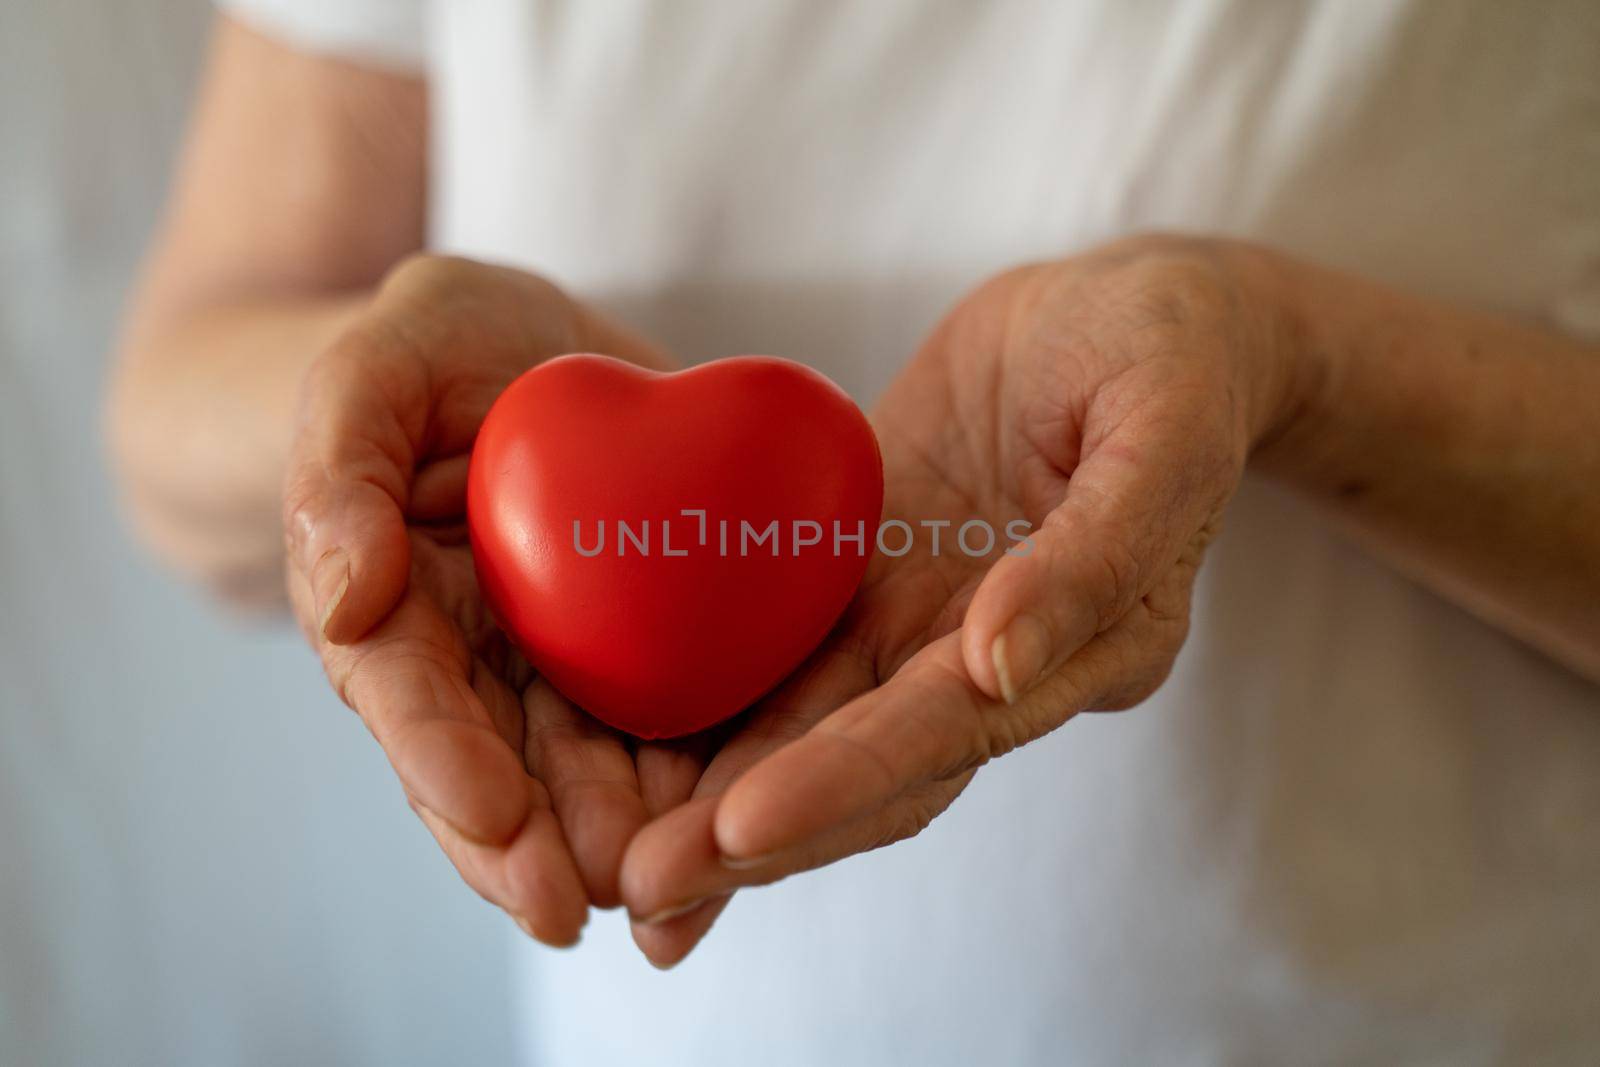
(616, 234, 1315, 967)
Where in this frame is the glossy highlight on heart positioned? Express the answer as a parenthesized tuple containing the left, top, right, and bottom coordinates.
(467, 354, 884, 738)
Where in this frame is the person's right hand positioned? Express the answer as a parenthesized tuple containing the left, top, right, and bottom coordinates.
(282, 254, 697, 945)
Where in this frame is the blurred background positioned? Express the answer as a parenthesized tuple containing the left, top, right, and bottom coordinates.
(0, 4, 514, 1063)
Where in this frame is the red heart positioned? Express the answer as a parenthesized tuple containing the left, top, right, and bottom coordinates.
(467, 354, 883, 739)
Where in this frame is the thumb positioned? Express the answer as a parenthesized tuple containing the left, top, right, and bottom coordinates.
(284, 468, 412, 647)
(282, 256, 673, 646)
(282, 326, 423, 645)
(962, 398, 1234, 703)
(960, 503, 1138, 705)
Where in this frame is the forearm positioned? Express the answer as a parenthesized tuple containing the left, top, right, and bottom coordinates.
(109, 288, 368, 604)
(1249, 247, 1600, 679)
(107, 16, 426, 604)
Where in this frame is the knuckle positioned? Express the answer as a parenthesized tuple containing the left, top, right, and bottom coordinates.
(384, 252, 479, 296)
(871, 792, 949, 851)
(378, 254, 575, 360)
(918, 656, 996, 777)
(1142, 563, 1199, 627)
(1095, 625, 1184, 712)
(385, 253, 564, 317)
(301, 332, 381, 406)
(974, 261, 1049, 305)
(1099, 658, 1174, 712)
(279, 476, 324, 557)
(356, 630, 470, 697)
(931, 745, 987, 781)
(815, 716, 901, 797)
(1098, 244, 1232, 338)
(974, 710, 1028, 764)
(1126, 234, 1226, 289)
(322, 642, 380, 717)
(1089, 534, 1145, 631)
(321, 652, 359, 712)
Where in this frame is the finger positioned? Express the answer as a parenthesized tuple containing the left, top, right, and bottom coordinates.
(407, 454, 471, 522)
(290, 563, 532, 845)
(412, 786, 589, 947)
(636, 613, 1177, 917)
(282, 322, 428, 645)
(356, 651, 531, 845)
(620, 795, 717, 916)
(281, 257, 669, 647)
(616, 641, 875, 961)
(614, 744, 744, 966)
(635, 733, 716, 817)
(616, 791, 746, 967)
(622, 776, 963, 927)
(523, 680, 650, 909)
(711, 632, 988, 864)
(629, 894, 733, 970)
(717, 593, 1196, 869)
(623, 634, 877, 872)
(962, 378, 1235, 704)
(623, 582, 1195, 927)
(692, 635, 881, 799)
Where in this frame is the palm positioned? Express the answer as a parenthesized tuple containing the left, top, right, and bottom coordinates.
(372, 354, 1028, 952)
(293, 249, 1247, 959)
(621, 279, 1058, 962)
(283, 255, 680, 942)
(622, 259, 1233, 965)
(393, 519, 714, 922)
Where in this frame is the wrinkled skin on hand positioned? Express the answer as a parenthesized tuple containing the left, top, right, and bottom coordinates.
(618, 235, 1311, 967)
(282, 238, 1309, 966)
(282, 254, 703, 947)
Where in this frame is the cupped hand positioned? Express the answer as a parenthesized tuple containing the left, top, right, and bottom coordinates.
(618, 235, 1315, 965)
(281, 254, 701, 945)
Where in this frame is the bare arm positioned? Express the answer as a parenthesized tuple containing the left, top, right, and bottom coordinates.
(107, 16, 425, 605)
(615, 238, 1600, 964)
(1250, 248, 1600, 680)
(110, 16, 683, 946)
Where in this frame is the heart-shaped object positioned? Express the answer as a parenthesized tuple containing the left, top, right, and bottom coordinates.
(467, 354, 883, 738)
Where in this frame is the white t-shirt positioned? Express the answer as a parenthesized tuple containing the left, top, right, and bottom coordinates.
(222, 2, 1600, 1063)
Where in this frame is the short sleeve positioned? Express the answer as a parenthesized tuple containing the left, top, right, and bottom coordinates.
(216, 0, 427, 72)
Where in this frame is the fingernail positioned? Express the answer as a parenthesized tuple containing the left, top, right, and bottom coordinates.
(638, 898, 707, 926)
(718, 850, 775, 872)
(992, 613, 1050, 705)
(312, 547, 350, 640)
